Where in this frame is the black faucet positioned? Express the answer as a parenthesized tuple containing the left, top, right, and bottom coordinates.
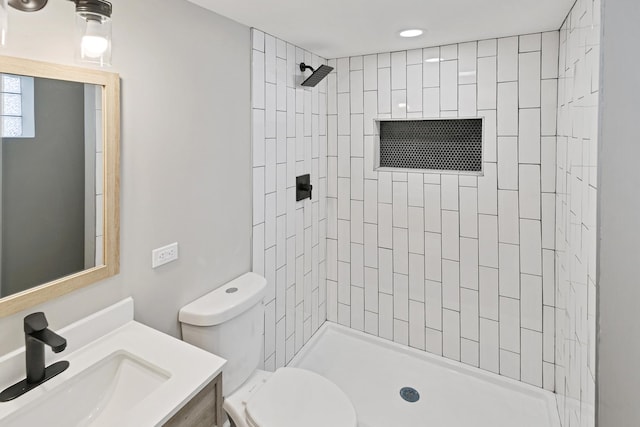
(0, 312, 70, 402)
(24, 313, 68, 383)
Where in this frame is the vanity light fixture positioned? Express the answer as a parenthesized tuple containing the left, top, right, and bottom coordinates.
(8, 0, 48, 12)
(72, 0, 112, 66)
(2, 0, 112, 67)
(1, 0, 8, 46)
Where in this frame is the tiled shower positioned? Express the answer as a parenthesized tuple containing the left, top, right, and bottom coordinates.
(555, 0, 600, 425)
(251, 0, 599, 425)
(251, 32, 329, 370)
(325, 31, 559, 390)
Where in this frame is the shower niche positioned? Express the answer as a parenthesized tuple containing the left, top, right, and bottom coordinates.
(374, 118, 484, 175)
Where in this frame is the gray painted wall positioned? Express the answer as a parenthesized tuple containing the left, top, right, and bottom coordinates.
(597, 0, 640, 425)
(2, 78, 86, 297)
(0, 0, 251, 354)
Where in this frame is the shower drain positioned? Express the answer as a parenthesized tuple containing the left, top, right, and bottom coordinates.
(399, 387, 420, 403)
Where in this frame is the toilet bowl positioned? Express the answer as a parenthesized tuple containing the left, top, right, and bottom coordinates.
(179, 272, 357, 427)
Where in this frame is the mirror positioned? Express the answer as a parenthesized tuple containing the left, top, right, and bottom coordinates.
(1, 77, 102, 297)
(0, 56, 120, 317)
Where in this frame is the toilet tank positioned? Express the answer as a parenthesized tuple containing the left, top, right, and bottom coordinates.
(179, 272, 267, 395)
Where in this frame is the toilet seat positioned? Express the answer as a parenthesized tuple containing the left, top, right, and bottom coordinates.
(244, 367, 357, 427)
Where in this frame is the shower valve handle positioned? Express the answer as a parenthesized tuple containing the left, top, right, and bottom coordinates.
(298, 183, 313, 200)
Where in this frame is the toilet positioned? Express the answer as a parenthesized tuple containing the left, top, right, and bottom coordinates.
(179, 272, 358, 427)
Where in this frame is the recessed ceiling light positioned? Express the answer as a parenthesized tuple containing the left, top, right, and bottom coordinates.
(399, 29, 424, 38)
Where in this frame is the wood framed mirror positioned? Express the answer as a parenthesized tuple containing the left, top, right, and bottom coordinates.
(0, 56, 120, 317)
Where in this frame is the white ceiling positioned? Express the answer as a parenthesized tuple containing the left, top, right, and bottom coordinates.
(187, 0, 574, 58)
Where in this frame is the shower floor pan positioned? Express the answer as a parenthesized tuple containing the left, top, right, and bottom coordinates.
(289, 323, 560, 427)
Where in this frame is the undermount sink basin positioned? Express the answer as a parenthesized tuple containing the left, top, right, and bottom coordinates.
(0, 298, 226, 427)
(2, 352, 169, 427)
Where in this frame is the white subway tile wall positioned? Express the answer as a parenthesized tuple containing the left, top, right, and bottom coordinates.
(251, 29, 328, 370)
(326, 32, 559, 388)
(554, 0, 599, 425)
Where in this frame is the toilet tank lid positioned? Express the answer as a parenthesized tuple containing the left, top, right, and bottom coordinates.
(179, 273, 267, 326)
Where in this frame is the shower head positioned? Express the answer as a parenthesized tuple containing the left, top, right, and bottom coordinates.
(299, 63, 334, 87)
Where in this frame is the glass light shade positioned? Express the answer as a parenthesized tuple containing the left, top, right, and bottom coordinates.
(75, 12, 111, 66)
(0, 0, 8, 47)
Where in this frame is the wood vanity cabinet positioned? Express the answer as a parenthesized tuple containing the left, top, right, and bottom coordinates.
(163, 373, 224, 427)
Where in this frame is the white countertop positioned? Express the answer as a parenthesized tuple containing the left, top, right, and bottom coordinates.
(0, 298, 226, 426)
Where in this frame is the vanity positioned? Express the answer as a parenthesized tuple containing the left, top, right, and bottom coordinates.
(0, 298, 226, 426)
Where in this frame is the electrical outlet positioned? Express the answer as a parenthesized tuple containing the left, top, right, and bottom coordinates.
(152, 242, 179, 268)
